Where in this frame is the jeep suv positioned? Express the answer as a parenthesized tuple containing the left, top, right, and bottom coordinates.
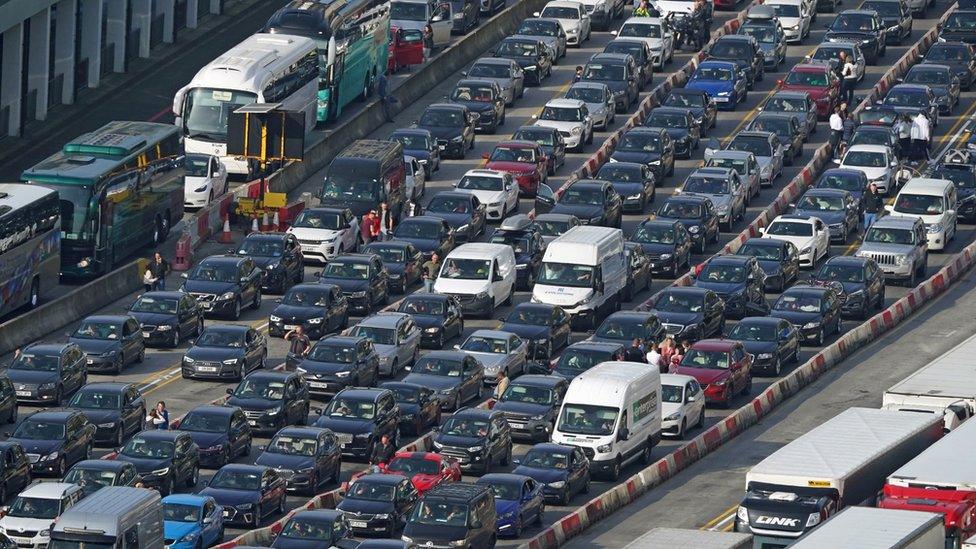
(432, 408, 512, 474)
(855, 216, 928, 286)
(402, 483, 497, 548)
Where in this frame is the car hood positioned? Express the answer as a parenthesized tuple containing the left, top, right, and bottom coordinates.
(500, 323, 550, 340)
(741, 340, 779, 355)
(653, 310, 703, 326)
(755, 259, 783, 275)
(457, 189, 508, 207)
(68, 338, 120, 355)
(395, 236, 440, 253)
(199, 487, 260, 506)
(841, 164, 887, 180)
(770, 309, 820, 325)
(185, 346, 243, 362)
(637, 241, 677, 255)
(486, 160, 537, 173)
(420, 125, 464, 141)
(129, 311, 178, 326)
(608, 181, 645, 197)
(587, 79, 627, 95)
(693, 280, 745, 295)
(763, 234, 813, 250)
(0, 516, 54, 533)
(298, 359, 354, 376)
(8, 437, 62, 456)
(6, 369, 59, 386)
(318, 277, 370, 293)
(312, 416, 373, 435)
(825, 30, 877, 41)
(451, 99, 496, 113)
(610, 150, 658, 164)
(426, 211, 472, 229)
(707, 56, 750, 71)
(431, 277, 489, 295)
(513, 34, 558, 50)
(254, 451, 313, 472)
(164, 520, 200, 542)
(69, 408, 119, 425)
(685, 192, 729, 209)
(857, 241, 914, 255)
(434, 433, 483, 448)
(550, 203, 602, 220)
(409, 315, 446, 330)
(271, 538, 325, 549)
(116, 454, 170, 473)
(181, 280, 236, 295)
(674, 365, 729, 385)
(654, 127, 690, 141)
(533, 120, 584, 134)
(270, 304, 327, 321)
(925, 59, 971, 74)
(493, 400, 550, 416)
(372, 345, 398, 360)
(287, 226, 345, 244)
(403, 148, 431, 161)
(512, 465, 568, 484)
(794, 209, 845, 225)
(184, 431, 229, 449)
(463, 351, 506, 368)
(686, 80, 734, 96)
(551, 18, 581, 33)
(780, 83, 829, 98)
(337, 498, 395, 515)
(883, 104, 926, 117)
(226, 396, 280, 412)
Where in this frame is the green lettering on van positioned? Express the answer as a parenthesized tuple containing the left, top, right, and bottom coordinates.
(632, 391, 658, 422)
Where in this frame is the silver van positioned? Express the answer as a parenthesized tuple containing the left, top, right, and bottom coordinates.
(51, 486, 163, 549)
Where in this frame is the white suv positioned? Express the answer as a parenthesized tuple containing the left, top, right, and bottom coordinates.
(287, 207, 361, 264)
(0, 483, 84, 549)
(760, 214, 830, 268)
(454, 169, 520, 220)
(533, 98, 594, 152)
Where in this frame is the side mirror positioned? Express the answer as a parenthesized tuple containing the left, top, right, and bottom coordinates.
(533, 11, 540, 16)
(832, 158, 841, 165)
(203, 517, 213, 525)
(757, 227, 765, 235)
(687, 395, 696, 402)
(453, 344, 461, 350)
(225, 388, 234, 395)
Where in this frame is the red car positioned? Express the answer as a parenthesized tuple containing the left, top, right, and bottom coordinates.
(388, 26, 425, 73)
(674, 339, 753, 408)
(482, 140, 548, 197)
(777, 62, 840, 120)
(350, 451, 461, 495)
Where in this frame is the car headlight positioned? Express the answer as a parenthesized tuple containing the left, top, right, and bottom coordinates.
(266, 406, 283, 416)
(806, 513, 822, 527)
(354, 432, 371, 440)
(717, 204, 729, 214)
(449, 541, 468, 548)
(425, 327, 441, 333)
(204, 444, 224, 452)
(597, 443, 612, 453)
(475, 291, 489, 300)
(453, 12, 463, 18)
(336, 370, 352, 378)
(928, 223, 944, 233)
(572, 127, 582, 135)
(152, 467, 170, 476)
(757, 353, 774, 359)
(848, 290, 865, 301)
(38, 530, 50, 538)
(100, 349, 117, 357)
(307, 317, 324, 324)
(193, 185, 209, 193)
(525, 65, 538, 71)
(451, 135, 464, 143)
(183, 356, 195, 364)
(548, 480, 567, 488)
(589, 216, 603, 224)
(432, 440, 444, 450)
(270, 315, 282, 322)
(803, 321, 821, 329)
(711, 379, 727, 386)
(895, 255, 909, 265)
(179, 532, 199, 543)
(222, 358, 242, 365)
(531, 413, 546, 420)
(535, 338, 549, 345)
(219, 291, 236, 301)
(649, 159, 661, 165)
(43, 451, 60, 461)
(737, 506, 749, 521)
(350, 291, 367, 298)
(665, 412, 681, 421)
(468, 445, 484, 452)
(402, 537, 414, 544)
(98, 422, 117, 429)
(457, 224, 470, 234)
(717, 91, 730, 97)
(567, 27, 578, 34)
(627, 193, 642, 200)
(660, 253, 672, 260)
(800, 246, 811, 254)
(761, 165, 772, 176)
(157, 324, 173, 331)
(374, 513, 390, 520)
(688, 225, 701, 234)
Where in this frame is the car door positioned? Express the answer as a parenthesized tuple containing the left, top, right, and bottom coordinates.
(287, 378, 307, 424)
(179, 296, 198, 334)
(730, 345, 748, 392)
(318, 432, 341, 482)
(534, 184, 556, 214)
(8, 445, 29, 492)
(228, 411, 249, 455)
(201, 498, 221, 544)
(403, 318, 422, 363)
(259, 470, 280, 514)
(706, 292, 723, 334)
(380, 394, 399, 439)
(284, 235, 303, 277)
(568, 447, 587, 493)
(489, 416, 507, 461)
(430, 3, 453, 46)
(122, 387, 143, 434)
(814, 219, 829, 255)
(330, 287, 348, 332)
(462, 357, 482, 401)
(508, 335, 526, 375)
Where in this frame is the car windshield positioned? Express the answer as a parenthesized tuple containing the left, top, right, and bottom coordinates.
(532, 218, 571, 237)
(399, 298, 445, 316)
(830, 12, 875, 31)
(12, 419, 65, 440)
(749, 117, 791, 138)
(665, 93, 706, 110)
(945, 11, 976, 29)
(740, 25, 776, 43)
(238, 239, 283, 257)
(484, 481, 521, 501)
(458, 175, 505, 191)
(585, 63, 625, 81)
(925, 44, 971, 61)
(130, 296, 178, 314)
(188, 263, 238, 283)
(497, 41, 538, 57)
(164, 502, 201, 523)
(653, 292, 704, 312)
(681, 349, 730, 369)
(184, 155, 211, 177)
(72, 320, 121, 340)
(320, 261, 370, 280)
(739, 242, 782, 260)
(442, 418, 488, 437)
(812, 46, 851, 62)
(647, 112, 688, 128)
(9, 352, 59, 372)
(856, 130, 894, 148)
(769, 3, 799, 17)
(728, 322, 779, 341)
(767, 220, 813, 236)
(695, 66, 734, 81)
(393, 133, 431, 151)
(522, 449, 569, 469)
(883, 90, 929, 108)
(865, 226, 914, 244)
(349, 326, 395, 346)
(64, 467, 118, 490)
(278, 518, 335, 542)
(905, 68, 949, 85)
(631, 223, 675, 244)
(366, 245, 407, 263)
(507, 307, 552, 326)
(8, 496, 60, 519)
(699, 263, 747, 282)
(490, 147, 537, 163)
(662, 384, 684, 403)
(325, 397, 375, 420)
(537, 262, 594, 288)
(774, 293, 822, 312)
(178, 411, 228, 433)
(598, 166, 641, 182)
(658, 200, 703, 219)
(618, 132, 662, 152)
(566, 86, 606, 103)
(711, 41, 752, 59)
(843, 150, 887, 168)
(541, 6, 579, 18)
(596, 319, 646, 340)
(620, 21, 661, 37)
(895, 192, 944, 215)
(196, 329, 245, 348)
(233, 378, 285, 400)
(268, 435, 318, 456)
(388, 386, 421, 403)
(388, 456, 439, 475)
(932, 167, 976, 189)
(440, 258, 491, 280)
(391, 1, 427, 20)
(427, 195, 471, 213)
(68, 390, 121, 409)
(729, 136, 773, 156)
(461, 336, 508, 354)
(281, 288, 330, 307)
(489, 234, 532, 254)
(518, 19, 558, 36)
(817, 263, 865, 282)
(514, 129, 554, 146)
(413, 357, 464, 376)
(785, 70, 828, 87)
(561, 186, 604, 205)
(395, 219, 441, 240)
(555, 348, 606, 374)
(684, 177, 729, 194)
(411, 501, 470, 527)
(122, 436, 174, 459)
(468, 62, 511, 79)
(862, 0, 900, 15)
(452, 85, 496, 102)
(797, 195, 845, 212)
(292, 210, 343, 230)
(540, 106, 583, 121)
(420, 109, 463, 127)
(707, 158, 751, 177)
(307, 342, 356, 363)
(347, 481, 396, 501)
(817, 173, 862, 191)
(500, 383, 554, 405)
(210, 469, 261, 491)
(557, 403, 618, 435)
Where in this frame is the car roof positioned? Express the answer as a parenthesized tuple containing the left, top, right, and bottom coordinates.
(782, 285, 832, 297)
(356, 312, 410, 329)
(589, 53, 630, 63)
(364, 240, 412, 251)
(664, 194, 710, 204)
(426, 102, 466, 111)
(603, 311, 657, 323)
(316, 335, 363, 347)
(570, 81, 610, 91)
(823, 255, 870, 266)
(456, 78, 498, 88)
(328, 253, 376, 264)
(691, 167, 735, 178)
(564, 340, 624, 352)
(402, 293, 450, 303)
(669, 88, 706, 96)
(468, 328, 515, 339)
(82, 314, 135, 323)
(199, 255, 246, 266)
(698, 60, 738, 70)
(334, 387, 388, 400)
(773, 214, 817, 224)
(137, 291, 184, 300)
(276, 426, 332, 438)
(872, 215, 921, 229)
(22, 409, 76, 422)
(708, 254, 753, 266)
(545, 98, 586, 108)
(528, 442, 576, 454)
(660, 373, 699, 386)
(508, 375, 565, 388)
(77, 382, 132, 392)
(803, 188, 850, 198)
(21, 482, 81, 498)
(661, 286, 710, 296)
(495, 140, 539, 150)
(568, 179, 609, 190)
(534, 213, 578, 222)
(651, 106, 691, 115)
(23, 343, 71, 354)
(135, 429, 184, 441)
(245, 370, 297, 381)
(473, 57, 513, 66)
(450, 407, 494, 420)
(379, 381, 426, 392)
(353, 473, 408, 486)
(424, 482, 491, 502)
(791, 63, 831, 73)
(738, 315, 787, 326)
(201, 324, 249, 334)
(846, 144, 890, 153)
(289, 509, 343, 522)
(163, 493, 213, 506)
(889, 83, 932, 93)
(242, 231, 290, 242)
(735, 131, 774, 140)
(691, 338, 737, 352)
(185, 404, 237, 417)
(478, 473, 535, 485)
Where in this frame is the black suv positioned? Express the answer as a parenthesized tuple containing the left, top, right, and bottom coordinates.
(363, 241, 425, 294)
(656, 195, 720, 253)
(495, 37, 553, 86)
(736, 237, 800, 292)
(67, 382, 145, 447)
(499, 303, 572, 359)
(254, 426, 342, 495)
(811, 256, 886, 319)
(630, 219, 693, 278)
(68, 315, 146, 374)
(583, 53, 639, 112)
(182, 324, 267, 381)
(433, 407, 512, 474)
(313, 387, 400, 460)
(402, 483, 497, 549)
(8, 409, 95, 476)
(416, 103, 478, 159)
(488, 216, 546, 290)
(397, 293, 465, 349)
(492, 375, 568, 442)
(226, 371, 311, 434)
(116, 430, 200, 495)
(236, 232, 304, 294)
(647, 286, 726, 342)
(706, 35, 764, 88)
(7, 343, 86, 405)
(177, 405, 252, 468)
(0, 441, 31, 500)
(692, 255, 770, 318)
(548, 179, 623, 228)
(298, 336, 380, 398)
(337, 473, 419, 537)
(128, 291, 204, 348)
(825, 10, 886, 63)
(316, 254, 390, 315)
(380, 381, 442, 436)
(269, 283, 349, 339)
(180, 255, 264, 320)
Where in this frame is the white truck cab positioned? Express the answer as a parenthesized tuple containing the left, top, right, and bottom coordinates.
(433, 243, 516, 317)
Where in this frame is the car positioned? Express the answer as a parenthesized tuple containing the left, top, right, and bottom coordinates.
(655, 195, 720, 253)
(679, 167, 747, 230)
(494, 36, 553, 85)
(464, 58, 524, 106)
(235, 232, 304, 294)
(811, 256, 886, 319)
(610, 127, 675, 182)
(662, 88, 717, 135)
(692, 255, 769, 319)
(674, 339, 753, 407)
(881, 84, 939, 127)
(0, 442, 32, 501)
(759, 93, 818, 149)
(850, 124, 903, 163)
(512, 125, 567, 175)
(6, 342, 86, 406)
(390, 128, 442, 176)
(706, 35, 764, 87)
(660, 373, 706, 439)
(448, 78, 507, 134)
(363, 241, 424, 295)
(777, 62, 840, 119)
(200, 464, 286, 528)
(857, 106, 901, 128)
(514, 18, 568, 60)
(456, 329, 527, 384)
(177, 405, 252, 468)
(401, 482, 498, 548)
(591, 311, 665, 348)
(535, 1, 591, 46)
(356, 541, 410, 549)
(8, 409, 94, 478)
(922, 42, 976, 90)
(703, 150, 761, 203)
(348, 313, 421, 377)
(179, 255, 263, 320)
(225, 371, 311, 434)
(66, 382, 144, 447)
(727, 316, 800, 376)
(492, 375, 568, 442)
(531, 213, 581, 244)
(939, 9, 976, 43)
(183, 153, 228, 209)
(312, 387, 400, 459)
(315, 253, 390, 315)
(792, 188, 860, 243)
(836, 144, 898, 194)
(116, 430, 200, 495)
(396, 293, 465, 349)
(595, 162, 656, 214)
(337, 474, 419, 537)
(825, 10, 887, 63)
(425, 191, 488, 242)
(433, 407, 512, 474)
(613, 17, 674, 69)
(761, 214, 830, 268)
(380, 381, 442, 435)
(254, 426, 342, 495)
(603, 38, 654, 89)
(512, 443, 589, 505)
(449, 0, 480, 34)
(809, 41, 866, 83)
(643, 107, 701, 161)
(64, 459, 141, 497)
(770, 284, 844, 345)
(735, 237, 800, 292)
(545, 340, 624, 380)
(128, 291, 205, 348)
(766, 0, 811, 42)
(390, 216, 455, 262)
(270, 509, 355, 549)
(738, 9, 787, 68)
(416, 103, 478, 159)
(629, 218, 693, 277)
(499, 303, 571, 360)
(482, 140, 547, 197)
(403, 351, 484, 411)
(582, 53, 639, 112)
(747, 113, 804, 165)
(723, 130, 786, 186)
(627, 239, 656, 295)
(364, 451, 462, 495)
(929, 157, 976, 222)
(286, 207, 361, 266)
(565, 82, 615, 130)
(182, 324, 267, 381)
(162, 494, 225, 549)
(862, 0, 912, 44)
(646, 286, 726, 342)
(487, 217, 546, 290)
(548, 179, 622, 227)
(856, 215, 929, 286)
(454, 171, 520, 224)
(68, 315, 145, 374)
(298, 336, 380, 398)
(0, 483, 84, 549)
(476, 473, 545, 538)
(814, 169, 869, 213)
(533, 98, 594, 152)
(268, 283, 349, 339)
(686, 60, 748, 110)
(388, 25, 425, 74)
(406, 155, 427, 204)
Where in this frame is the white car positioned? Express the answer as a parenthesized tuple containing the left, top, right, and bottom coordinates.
(565, 81, 615, 129)
(183, 153, 228, 209)
(533, 98, 594, 152)
(535, 1, 592, 46)
(767, 0, 811, 43)
(760, 214, 830, 268)
(286, 206, 361, 263)
(0, 483, 84, 549)
(836, 144, 898, 194)
(454, 169, 521, 221)
(405, 155, 426, 201)
(661, 373, 706, 439)
(614, 17, 675, 68)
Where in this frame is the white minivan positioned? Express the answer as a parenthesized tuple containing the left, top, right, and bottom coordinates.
(888, 177, 958, 251)
(433, 243, 516, 317)
(531, 225, 627, 329)
(552, 361, 662, 481)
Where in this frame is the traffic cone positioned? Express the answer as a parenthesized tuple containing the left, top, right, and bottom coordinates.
(261, 211, 270, 232)
(272, 211, 280, 232)
(250, 216, 259, 235)
(218, 214, 233, 244)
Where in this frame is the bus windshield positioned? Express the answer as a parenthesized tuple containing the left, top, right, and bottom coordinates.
(183, 88, 257, 141)
(32, 182, 92, 241)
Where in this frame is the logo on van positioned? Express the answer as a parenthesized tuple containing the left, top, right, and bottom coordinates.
(632, 392, 658, 422)
(754, 516, 800, 528)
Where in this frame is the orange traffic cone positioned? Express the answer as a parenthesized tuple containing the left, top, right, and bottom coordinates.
(218, 215, 233, 244)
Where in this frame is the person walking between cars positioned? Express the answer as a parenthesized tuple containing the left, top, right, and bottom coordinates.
(863, 183, 883, 230)
(369, 434, 396, 465)
(841, 112, 856, 156)
(146, 401, 169, 430)
(829, 106, 844, 156)
(633, 0, 651, 17)
(148, 252, 170, 291)
(285, 326, 311, 369)
(493, 370, 510, 400)
(894, 114, 912, 161)
(573, 66, 584, 83)
(361, 210, 380, 245)
(911, 111, 930, 163)
(625, 338, 646, 362)
(840, 52, 857, 106)
(377, 73, 397, 123)
(422, 253, 441, 292)
(379, 202, 393, 241)
(646, 342, 665, 372)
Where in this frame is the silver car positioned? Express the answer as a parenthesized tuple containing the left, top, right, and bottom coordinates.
(464, 58, 525, 106)
(565, 82, 615, 129)
(679, 167, 747, 230)
(855, 216, 928, 286)
(513, 18, 568, 60)
(761, 90, 818, 139)
(718, 131, 786, 187)
(348, 313, 422, 377)
(704, 150, 761, 204)
(455, 329, 528, 384)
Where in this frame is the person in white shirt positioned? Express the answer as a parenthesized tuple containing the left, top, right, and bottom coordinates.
(910, 112, 930, 163)
(828, 106, 844, 155)
(839, 51, 857, 105)
(646, 342, 664, 372)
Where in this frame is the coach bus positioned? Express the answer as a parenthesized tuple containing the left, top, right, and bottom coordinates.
(0, 184, 60, 317)
(264, 0, 391, 124)
(21, 121, 184, 279)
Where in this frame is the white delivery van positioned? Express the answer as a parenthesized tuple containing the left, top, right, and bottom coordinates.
(532, 225, 627, 329)
(888, 177, 957, 251)
(433, 243, 516, 317)
(552, 361, 662, 481)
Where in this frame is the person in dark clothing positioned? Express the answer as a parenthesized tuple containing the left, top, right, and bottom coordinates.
(148, 252, 170, 291)
(284, 326, 311, 369)
(369, 434, 396, 465)
(624, 338, 646, 363)
(863, 183, 883, 230)
(377, 73, 397, 122)
(573, 66, 584, 83)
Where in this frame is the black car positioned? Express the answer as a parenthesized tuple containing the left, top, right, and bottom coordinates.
(922, 42, 976, 89)
(492, 375, 567, 442)
(315, 253, 390, 315)
(180, 255, 263, 320)
(6, 342, 86, 405)
(902, 63, 960, 114)
(68, 315, 145, 374)
(643, 107, 700, 159)
(747, 113, 803, 165)
(390, 128, 441, 176)
(402, 351, 484, 411)
(692, 255, 769, 319)
(0, 442, 30, 500)
(604, 38, 653, 89)
(397, 294, 464, 349)
(182, 324, 267, 381)
(63, 459, 141, 497)
(662, 88, 718, 134)
(938, 10, 976, 45)
(583, 53, 639, 112)
(313, 387, 400, 460)
(226, 371, 311, 434)
(254, 426, 342, 495)
(433, 407, 511, 474)
(656, 195, 720, 253)
(881, 84, 939, 125)
(448, 79, 507, 134)
(499, 303, 571, 360)
(416, 104, 477, 159)
(425, 191, 487, 242)
(624, 243, 652, 301)
(792, 188, 859, 243)
(736, 237, 800, 292)
(235, 232, 304, 294)
(269, 283, 349, 339)
(706, 35, 764, 87)
(337, 474, 419, 537)
(929, 161, 976, 221)
(488, 218, 546, 290)
(364, 242, 423, 294)
(863, 0, 911, 44)
(402, 483, 497, 549)
(726, 317, 800, 376)
(814, 169, 868, 212)
(548, 179, 622, 228)
(7, 409, 94, 477)
(177, 405, 252, 468)
(596, 162, 656, 213)
(389, 216, 454, 261)
(647, 286, 725, 342)
(271, 509, 357, 549)
(512, 125, 566, 176)
(512, 443, 589, 504)
(200, 464, 286, 528)
(630, 219, 693, 277)
(738, 14, 787, 68)
(825, 10, 886, 63)
(610, 127, 675, 182)
(591, 311, 665, 348)
(769, 285, 843, 345)
(0, 377, 18, 427)
(494, 37, 553, 85)
(449, 0, 479, 33)
(811, 256, 886, 319)
(298, 336, 380, 399)
(128, 291, 205, 348)
(545, 341, 624, 379)
(115, 429, 200, 495)
(380, 381, 442, 436)
(66, 382, 145, 447)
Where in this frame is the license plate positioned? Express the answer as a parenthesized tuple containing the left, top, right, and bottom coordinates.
(510, 422, 525, 429)
(87, 359, 94, 365)
(142, 331, 151, 338)
(15, 391, 30, 397)
(248, 420, 257, 426)
(438, 145, 446, 150)
(337, 433, 353, 445)
(223, 509, 230, 517)
(308, 381, 328, 388)
(198, 366, 217, 373)
(350, 520, 368, 528)
(284, 324, 299, 330)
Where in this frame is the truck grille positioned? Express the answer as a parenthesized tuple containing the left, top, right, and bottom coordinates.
(243, 410, 265, 419)
(865, 252, 898, 266)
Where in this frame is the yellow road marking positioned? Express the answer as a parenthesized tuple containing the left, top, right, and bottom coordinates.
(701, 503, 740, 530)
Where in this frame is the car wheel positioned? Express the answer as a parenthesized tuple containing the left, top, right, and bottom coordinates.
(696, 407, 705, 428)
(171, 329, 180, 349)
(136, 346, 146, 363)
(112, 354, 124, 375)
(115, 424, 125, 448)
(816, 328, 825, 346)
(252, 504, 262, 528)
(252, 289, 261, 310)
(607, 457, 621, 481)
(560, 487, 571, 506)
(773, 356, 782, 376)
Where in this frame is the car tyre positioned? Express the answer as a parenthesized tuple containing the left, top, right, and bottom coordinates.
(231, 298, 241, 320)
(252, 504, 262, 528)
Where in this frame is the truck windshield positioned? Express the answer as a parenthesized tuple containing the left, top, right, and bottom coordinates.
(558, 403, 619, 435)
(184, 88, 257, 141)
(537, 262, 594, 288)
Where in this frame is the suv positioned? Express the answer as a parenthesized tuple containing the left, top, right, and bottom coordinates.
(225, 371, 311, 434)
(127, 291, 205, 348)
(825, 10, 886, 63)
(315, 253, 390, 315)
(7, 410, 95, 476)
(180, 255, 263, 320)
(402, 483, 497, 548)
(0, 483, 84, 549)
(488, 216, 546, 289)
(855, 215, 928, 286)
(299, 336, 380, 398)
(235, 232, 304, 293)
(348, 313, 422, 377)
(313, 388, 401, 459)
(433, 407, 512, 474)
(7, 343, 87, 405)
(285, 207, 360, 265)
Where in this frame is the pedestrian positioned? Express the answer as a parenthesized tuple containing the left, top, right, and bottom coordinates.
(379, 202, 393, 241)
(360, 210, 376, 245)
(422, 253, 440, 292)
(841, 112, 856, 155)
(369, 434, 396, 465)
(143, 267, 158, 292)
(148, 252, 170, 291)
(145, 408, 163, 430)
(368, 209, 381, 242)
(911, 111, 930, 163)
(646, 342, 664, 372)
(659, 337, 676, 366)
(829, 106, 844, 155)
(377, 73, 397, 123)
(151, 402, 170, 429)
(863, 183, 883, 230)
(633, 0, 651, 16)
(624, 338, 646, 362)
(284, 326, 311, 369)
(895, 114, 912, 161)
(573, 66, 584, 83)
(493, 370, 510, 400)
(839, 51, 857, 105)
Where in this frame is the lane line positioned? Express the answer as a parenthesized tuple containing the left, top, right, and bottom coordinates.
(700, 503, 740, 530)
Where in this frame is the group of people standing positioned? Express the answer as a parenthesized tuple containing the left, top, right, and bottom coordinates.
(609, 336, 691, 372)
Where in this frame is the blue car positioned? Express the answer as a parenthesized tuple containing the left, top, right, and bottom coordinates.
(686, 61, 748, 111)
(199, 463, 288, 528)
(512, 443, 590, 505)
(814, 168, 868, 212)
(389, 128, 441, 176)
(476, 473, 545, 538)
(163, 494, 224, 549)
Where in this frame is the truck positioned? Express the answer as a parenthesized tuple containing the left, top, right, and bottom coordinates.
(882, 332, 976, 431)
(879, 416, 976, 548)
(625, 528, 752, 549)
(50, 486, 164, 549)
(733, 407, 944, 548)
(790, 507, 944, 549)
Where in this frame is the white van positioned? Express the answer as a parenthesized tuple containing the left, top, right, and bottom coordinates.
(552, 361, 662, 481)
(433, 243, 516, 317)
(888, 177, 958, 251)
(531, 225, 627, 329)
